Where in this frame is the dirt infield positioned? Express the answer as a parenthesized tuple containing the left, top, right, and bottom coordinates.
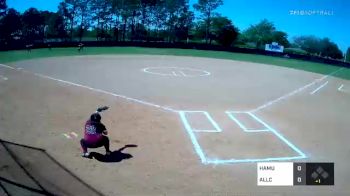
(0, 55, 349, 195)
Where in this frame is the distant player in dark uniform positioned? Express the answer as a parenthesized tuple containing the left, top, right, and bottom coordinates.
(80, 111, 111, 158)
(77, 43, 84, 52)
(26, 44, 33, 52)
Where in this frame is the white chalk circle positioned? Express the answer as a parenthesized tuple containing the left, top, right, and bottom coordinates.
(142, 67, 211, 77)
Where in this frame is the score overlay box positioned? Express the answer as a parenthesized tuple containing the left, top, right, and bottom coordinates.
(257, 162, 294, 186)
(257, 162, 334, 186)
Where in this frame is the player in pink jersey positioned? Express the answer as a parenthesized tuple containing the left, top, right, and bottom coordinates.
(80, 109, 111, 158)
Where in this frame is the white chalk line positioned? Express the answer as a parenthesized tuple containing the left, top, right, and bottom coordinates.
(310, 81, 329, 95)
(0, 75, 8, 81)
(338, 84, 350, 94)
(0, 64, 12, 80)
(0, 64, 16, 70)
(33, 72, 178, 112)
(0, 64, 177, 113)
(63, 133, 71, 139)
(70, 132, 78, 138)
(142, 66, 211, 77)
(179, 71, 187, 77)
(251, 68, 344, 112)
(63, 132, 78, 139)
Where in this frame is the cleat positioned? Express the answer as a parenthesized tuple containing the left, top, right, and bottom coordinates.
(82, 152, 90, 158)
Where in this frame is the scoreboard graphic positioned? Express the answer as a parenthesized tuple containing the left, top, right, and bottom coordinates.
(257, 162, 334, 186)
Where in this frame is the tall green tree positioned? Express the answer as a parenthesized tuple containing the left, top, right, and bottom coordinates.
(271, 31, 290, 48)
(139, 0, 156, 30)
(191, 20, 206, 40)
(0, 8, 22, 42)
(44, 12, 68, 40)
(57, 2, 72, 40)
(91, 0, 113, 40)
(151, 0, 166, 39)
(76, 0, 92, 41)
(319, 38, 343, 59)
(22, 8, 45, 42)
(293, 35, 320, 54)
(241, 19, 290, 48)
(0, 0, 6, 17)
(193, 0, 223, 44)
(173, 5, 194, 41)
(119, 0, 139, 41)
(241, 19, 276, 49)
(345, 47, 350, 62)
(209, 15, 229, 39)
(110, 0, 125, 41)
(165, 0, 193, 42)
(211, 16, 239, 46)
(63, 0, 79, 40)
(41, 11, 54, 39)
(194, 15, 239, 46)
(293, 36, 343, 59)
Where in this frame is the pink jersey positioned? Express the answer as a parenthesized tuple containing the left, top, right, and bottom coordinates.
(84, 120, 106, 143)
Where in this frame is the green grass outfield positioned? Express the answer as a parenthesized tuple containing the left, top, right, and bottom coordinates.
(0, 47, 349, 80)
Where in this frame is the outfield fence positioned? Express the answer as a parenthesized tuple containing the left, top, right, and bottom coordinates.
(1, 41, 349, 68)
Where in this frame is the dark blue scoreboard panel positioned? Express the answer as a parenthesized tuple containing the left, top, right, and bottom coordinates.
(257, 162, 334, 186)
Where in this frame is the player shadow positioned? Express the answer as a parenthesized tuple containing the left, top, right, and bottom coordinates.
(89, 144, 137, 163)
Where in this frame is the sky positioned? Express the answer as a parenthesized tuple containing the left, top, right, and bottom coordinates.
(7, 0, 350, 53)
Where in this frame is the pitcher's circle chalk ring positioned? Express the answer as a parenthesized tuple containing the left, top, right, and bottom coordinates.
(142, 67, 211, 77)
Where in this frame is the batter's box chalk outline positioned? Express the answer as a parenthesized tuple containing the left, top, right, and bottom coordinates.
(226, 111, 269, 132)
(179, 111, 222, 133)
(338, 84, 344, 91)
(338, 84, 348, 93)
(178, 111, 307, 165)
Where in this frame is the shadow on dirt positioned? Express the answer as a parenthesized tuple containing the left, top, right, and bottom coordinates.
(89, 144, 137, 163)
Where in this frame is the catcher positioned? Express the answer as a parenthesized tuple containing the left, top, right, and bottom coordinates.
(80, 106, 111, 158)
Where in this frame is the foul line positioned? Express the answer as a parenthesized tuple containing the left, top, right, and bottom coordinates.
(0, 64, 16, 70)
(33, 72, 177, 112)
(310, 81, 329, 95)
(251, 68, 344, 112)
(248, 112, 306, 158)
(0, 64, 177, 113)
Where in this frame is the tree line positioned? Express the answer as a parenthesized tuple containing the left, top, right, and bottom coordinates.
(0, 0, 348, 60)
